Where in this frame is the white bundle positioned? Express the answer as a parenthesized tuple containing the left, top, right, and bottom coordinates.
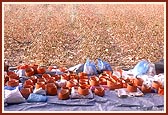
(4, 87, 26, 104)
(16, 69, 26, 77)
(33, 87, 46, 95)
(154, 73, 164, 87)
(70, 87, 94, 99)
(56, 80, 67, 88)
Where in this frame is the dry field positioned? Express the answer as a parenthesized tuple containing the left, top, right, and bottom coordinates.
(4, 4, 164, 69)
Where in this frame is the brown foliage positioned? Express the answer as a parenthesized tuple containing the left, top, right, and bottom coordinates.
(4, 4, 164, 68)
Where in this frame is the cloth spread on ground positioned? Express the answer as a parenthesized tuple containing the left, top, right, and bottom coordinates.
(4, 90, 164, 111)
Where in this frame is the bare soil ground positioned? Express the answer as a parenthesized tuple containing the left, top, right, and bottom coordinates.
(4, 4, 164, 69)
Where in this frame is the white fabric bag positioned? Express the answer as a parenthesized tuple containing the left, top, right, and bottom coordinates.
(4, 87, 26, 104)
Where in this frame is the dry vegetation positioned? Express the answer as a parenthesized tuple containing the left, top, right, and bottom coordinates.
(4, 4, 164, 69)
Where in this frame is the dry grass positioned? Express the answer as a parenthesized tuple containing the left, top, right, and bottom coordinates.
(4, 4, 164, 69)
